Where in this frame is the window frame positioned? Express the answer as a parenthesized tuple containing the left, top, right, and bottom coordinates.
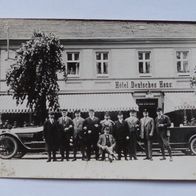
(176, 50, 190, 76)
(66, 51, 80, 78)
(137, 50, 152, 77)
(95, 51, 110, 77)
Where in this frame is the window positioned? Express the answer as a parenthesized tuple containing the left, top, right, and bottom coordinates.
(96, 52, 109, 76)
(66, 52, 80, 76)
(138, 51, 151, 74)
(176, 51, 189, 73)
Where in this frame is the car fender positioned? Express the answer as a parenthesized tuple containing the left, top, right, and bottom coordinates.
(188, 134, 196, 144)
(0, 132, 29, 150)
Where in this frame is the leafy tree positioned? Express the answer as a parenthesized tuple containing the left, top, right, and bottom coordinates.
(6, 31, 65, 123)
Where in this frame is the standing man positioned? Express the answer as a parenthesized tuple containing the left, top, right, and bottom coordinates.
(155, 107, 173, 161)
(43, 112, 59, 162)
(125, 110, 140, 160)
(113, 111, 129, 160)
(72, 110, 85, 161)
(83, 109, 101, 161)
(100, 112, 115, 134)
(97, 126, 116, 162)
(140, 109, 154, 161)
(58, 109, 74, 161)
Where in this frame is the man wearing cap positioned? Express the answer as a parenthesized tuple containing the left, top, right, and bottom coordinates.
(140, 109, 154, 161)
(155, 107, 173, 161)
(125, 110, 140, 160)
(43, 112, 59, 162)
(83, 109, 101, 161)
(72, 110, 85, 161)
(113, 111, 129, 160)
(97, 126, 117, 162)
(58, 109, 74, 161)
(100, 112, 115, 134)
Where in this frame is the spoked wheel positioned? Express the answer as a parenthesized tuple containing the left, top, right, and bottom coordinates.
(0, 136, 18, 159)
(14, 150, 26, 159)
(190, 137, 196, 155)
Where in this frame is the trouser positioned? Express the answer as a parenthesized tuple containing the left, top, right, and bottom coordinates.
(144, 138, 152, 159)
(73, 137, 85, 159)
(157, 131, 172, 157)
(86, 140, 99, 160)
(116, 140, 127, 160)
(59, 139, 70, 160)
(100, 147, 114, 160)
(46, 144, 56, 161)
(128, 132, 137, 158)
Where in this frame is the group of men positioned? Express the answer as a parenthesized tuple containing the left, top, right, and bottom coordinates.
(43, 107, 173, 162)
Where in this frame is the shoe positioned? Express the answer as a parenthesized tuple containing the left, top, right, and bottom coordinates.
(46, 159, 51, 162)
(60, 158, 64, 162)
(149, 158, 153, 161)
(82, 157, 85, 161)
(66, 159, 69, 161)
(143, 157, 149, 160)
(133, 156, 138, 160)
(109, 157, 113, 163)
(72, 158, 77, 161)
(160, 157, 166, 160)
(169, 157, 173, 162)
(53, 159, 57, 162)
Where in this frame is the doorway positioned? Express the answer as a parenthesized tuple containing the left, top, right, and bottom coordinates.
(136, 98, 158, 119)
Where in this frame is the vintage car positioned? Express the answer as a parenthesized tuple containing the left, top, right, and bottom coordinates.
(0, 125, 196, 159)
(0, 126, 45, 159)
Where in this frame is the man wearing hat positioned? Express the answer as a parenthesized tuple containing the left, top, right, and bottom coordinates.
(100, 112, 115, 134)
(43, 112, 59, 162)
(113, 111, 129, 160)
(58, 109, 74, 161)
(125, 109, 140, 160)
(155, 107, 173, 161)
(97, 126, 117, 162)
(83, 109, 101, 161)
(140, 109, 154, 161)
(72, 110, 85, 161)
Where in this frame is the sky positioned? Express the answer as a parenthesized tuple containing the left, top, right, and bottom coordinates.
(0, 0, 196, 21)
(1, 0, 196, 195)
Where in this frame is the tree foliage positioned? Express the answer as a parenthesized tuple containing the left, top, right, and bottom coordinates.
(6, 31, 65, 122)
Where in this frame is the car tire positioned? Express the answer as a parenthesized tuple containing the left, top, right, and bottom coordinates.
(0, 136, 18, 159)
(190, 137, 196, 155)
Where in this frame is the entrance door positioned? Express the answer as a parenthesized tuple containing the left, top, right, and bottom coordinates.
(136, 98, 158, 119)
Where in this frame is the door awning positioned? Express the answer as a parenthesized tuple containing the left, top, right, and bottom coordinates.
(0, 95, 30, 113)
(59, 93, 138, 112)
(164, 92, 196, 113)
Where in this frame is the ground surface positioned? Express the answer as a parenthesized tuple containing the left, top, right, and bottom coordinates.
(0, 152, 196, 180)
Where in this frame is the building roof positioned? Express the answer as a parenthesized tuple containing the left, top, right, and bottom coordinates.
(0, 18, 196, 40)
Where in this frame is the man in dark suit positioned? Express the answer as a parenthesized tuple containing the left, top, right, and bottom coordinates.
(113, 111, 129, 160)
(140, 109, 154, 161)
(72, 110, 85, 161)
(83, 109, 101, 161)
(155, 107, 173, 161)
(125, 109, 140, 160)
(97, 126, 116, 162)
(43, 112, 59, 162)
(58, 109, 74, 161)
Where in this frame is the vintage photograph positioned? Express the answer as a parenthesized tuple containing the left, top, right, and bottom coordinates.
(0, 18, 196, 180)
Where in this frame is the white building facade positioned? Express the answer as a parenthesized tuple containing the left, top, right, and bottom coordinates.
(0, 19, 196, 125)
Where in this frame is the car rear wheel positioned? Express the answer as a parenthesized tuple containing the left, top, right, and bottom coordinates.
(0, 136, 18, 159)
(190, 137, 196, 155)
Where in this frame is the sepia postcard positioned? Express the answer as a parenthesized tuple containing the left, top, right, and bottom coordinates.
(0, 18, 196, 180)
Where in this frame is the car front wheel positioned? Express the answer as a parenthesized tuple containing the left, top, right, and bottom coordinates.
(190, 137, 196, 155)
(0, 136, 18, 159)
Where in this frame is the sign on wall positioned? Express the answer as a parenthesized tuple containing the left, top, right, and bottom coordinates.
(114, 80, 177, 89)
